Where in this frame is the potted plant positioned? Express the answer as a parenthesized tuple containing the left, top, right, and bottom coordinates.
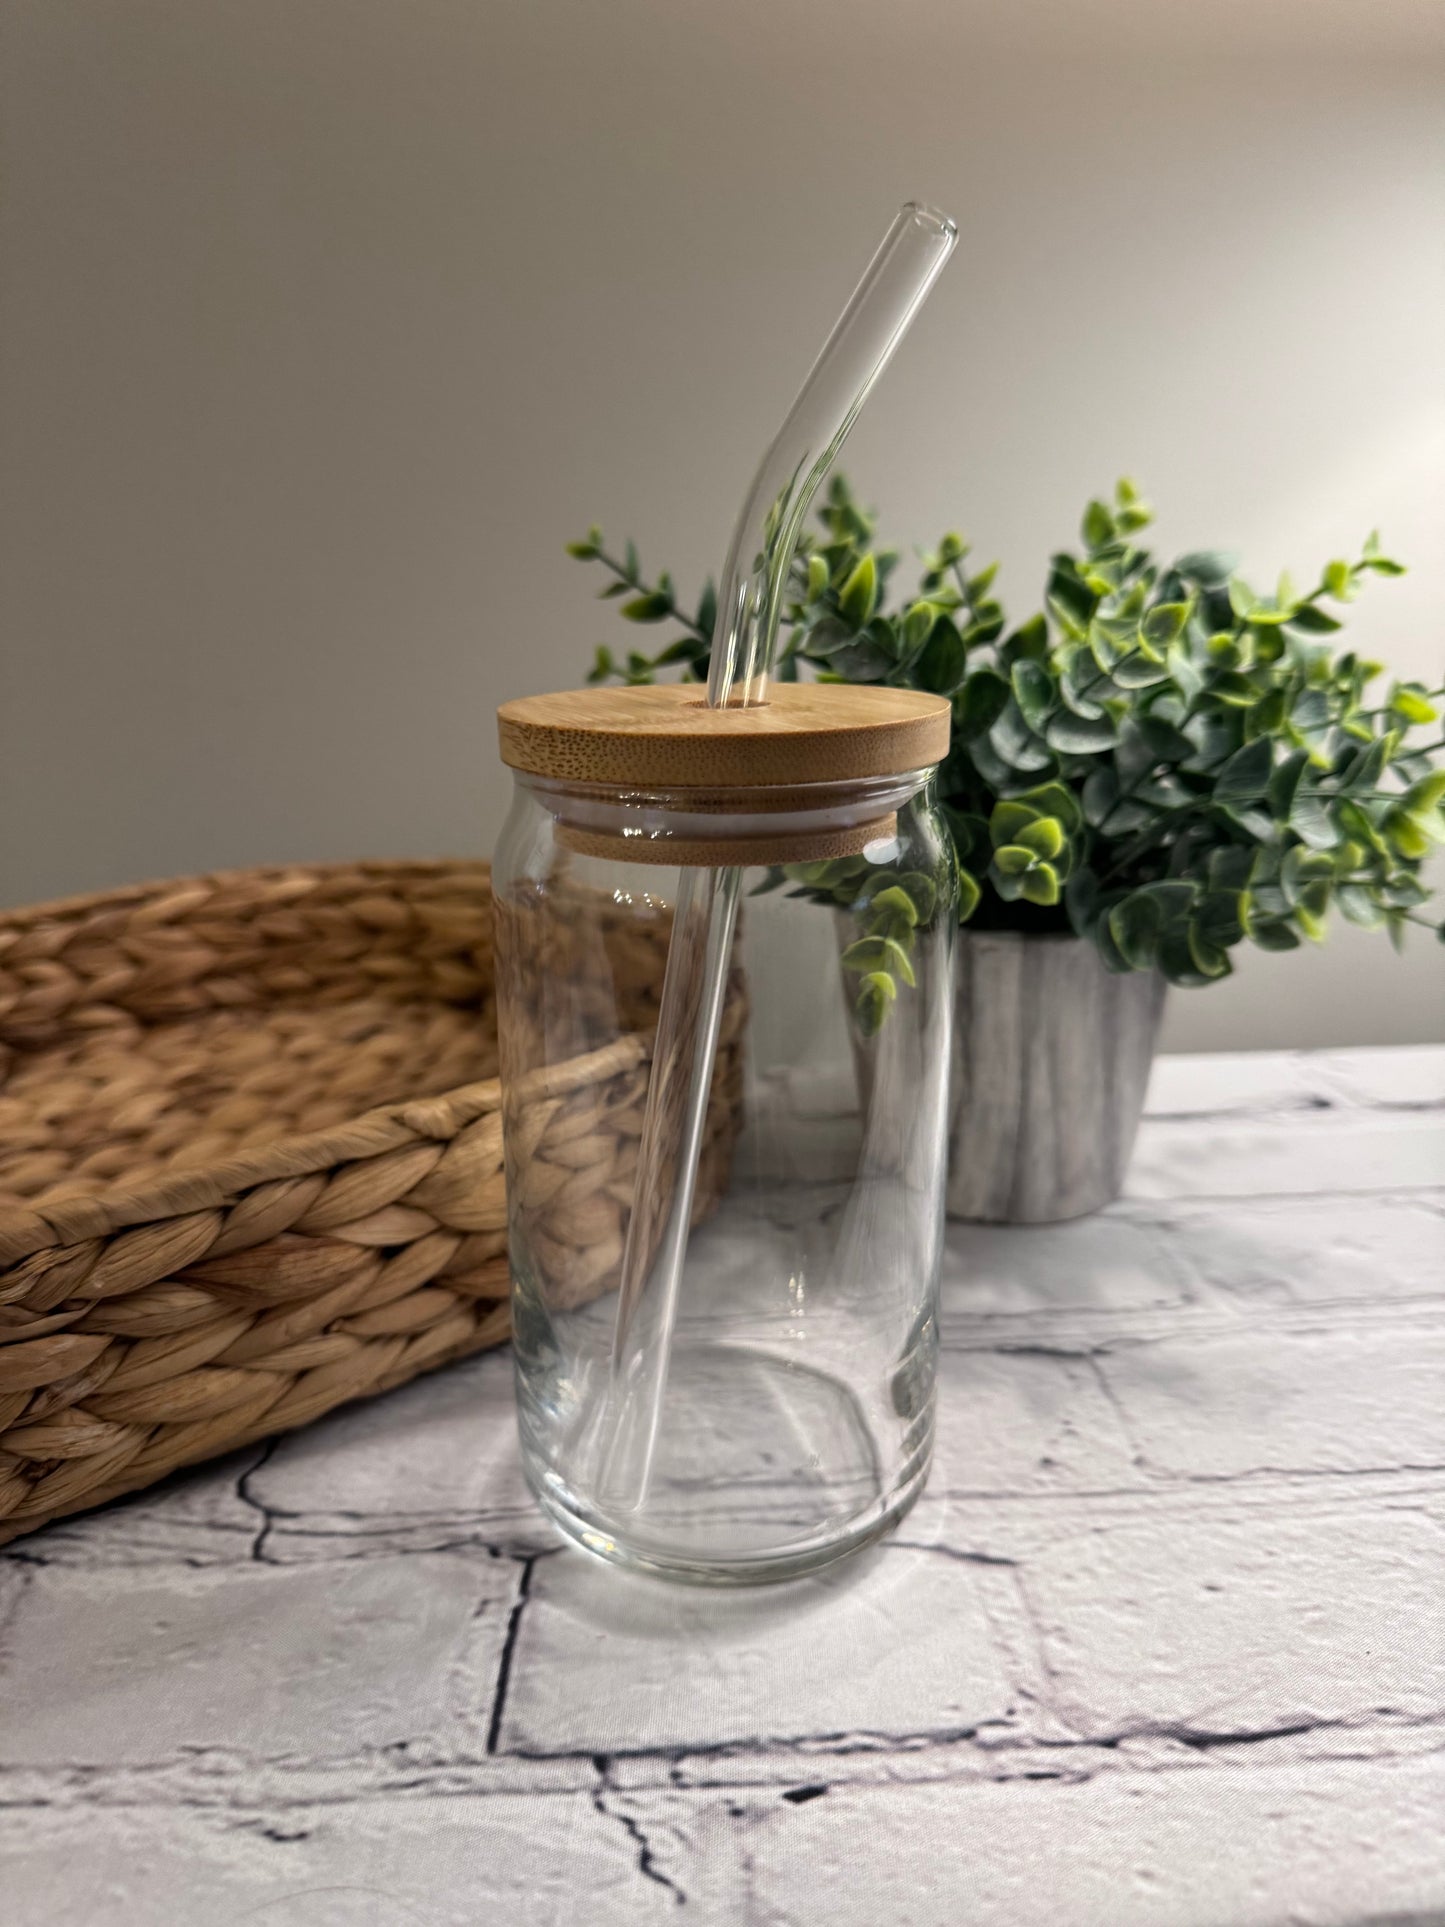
(567, 479, 1443, 1220)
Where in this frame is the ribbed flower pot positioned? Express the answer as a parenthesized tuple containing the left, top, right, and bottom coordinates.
(947, 931, 1166, 1224)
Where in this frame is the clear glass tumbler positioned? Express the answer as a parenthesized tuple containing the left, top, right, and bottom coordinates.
(492, 683, 954, 1583)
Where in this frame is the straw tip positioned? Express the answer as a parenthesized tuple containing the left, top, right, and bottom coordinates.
(902, 201, 958, 241)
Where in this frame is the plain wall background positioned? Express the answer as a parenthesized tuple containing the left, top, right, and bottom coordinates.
(3, 0, 1442, 1051)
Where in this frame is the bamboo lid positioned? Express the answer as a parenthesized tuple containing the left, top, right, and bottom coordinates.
(497, 682, 951, 790)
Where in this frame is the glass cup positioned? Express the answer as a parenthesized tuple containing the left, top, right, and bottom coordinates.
(492, 741, 955, 1584)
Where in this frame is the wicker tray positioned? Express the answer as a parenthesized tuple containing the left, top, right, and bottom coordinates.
(0, 859, 743, 1545)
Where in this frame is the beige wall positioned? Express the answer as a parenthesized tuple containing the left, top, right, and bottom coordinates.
(3, 0, 1442, 1049)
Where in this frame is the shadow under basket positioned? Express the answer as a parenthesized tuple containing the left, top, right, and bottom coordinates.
(0, 859, 742, 1547)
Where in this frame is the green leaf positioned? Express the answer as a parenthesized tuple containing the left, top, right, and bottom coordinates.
(1082, 499, 1116, 547)
(1281, 846, 1335, 909)
(1064, 867, 1100, 937)
(963, 607, 1006, 648)
(1011, 659, 1054, 730)
(854, 971, 897, 1037)
(1174, 550, 1239, 585)
(1045, 710, 1119, 754)
(916, 615, 968, 696)
(992, 843, 1038, 876)
(1384, 809, 1432, 859)
(1003, 614, 1049, 662)
(1143, 881, 1200, 921)
(990, 800, 1041, 846)
(867, 885, 921, 935)
(1082, 765, 1151, 833)
(1016, 817, 1065, 860)
(803, 615, 863, 661)
(1208, 846, 1256, 893)
(894, 872, 939, 922)
(1286, 602, 1343, 635)
(1340, 738, 1388, 795)
(1014, 781, 1084, 832)
(1194, 889, 1245, 949)
(1336, 883, 1384, 929)
(1046, 554, 1096, 629)
(1250, 913, 1302, 950)
(1214, 736, 1273, 805)
(956, 866, 981, 922)
(695, 579, 717, 639)
(901, 601, 937, 656)
(1207, 671, 1260, 708)
(840, 934, 916, 986)
(620, 592, 673, 622)
(1296, 897, 1329, 942)
(1186, 923, 1233, 979)
(1151, 924, 1206, 986)
(1062, 652, 1109, 718)
(1206, 633, 1243, 670)
(1112, 650, 1174, 690)
(652, 636, 707, 668)
(838, 552, 880, 628)
(1092, 908, 1134, 973)
(1136, 715, 1196, 763)
(1390, 683, 1439, 727)
(991, 700, 1056, 772)
(1108, 891, 1164, 969)
(1291, 782, 1341, 851)
(1323, 559, 1353, 601)
(967, 732, 1014, 791)
(1227, 578, 1260, 619)
(1403, 771, 1445, 816)
(805, 554, 829, 603)
(1168, 640, 1205, 704)
(1019, 863, 1061, 906)
(565, 537, 600, 559)
(942, 808, 990, 865)
(1081, 765, 1118, 829)
(1143, 601, 1191, 647)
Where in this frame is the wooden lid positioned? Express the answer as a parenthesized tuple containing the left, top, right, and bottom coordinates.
(497, 682, 951, 790)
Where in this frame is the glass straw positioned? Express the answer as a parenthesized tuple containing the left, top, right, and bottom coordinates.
(598, 204, 958, 1513)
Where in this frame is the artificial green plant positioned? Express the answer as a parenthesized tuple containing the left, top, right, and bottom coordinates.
(567, 479, 1443, 1000)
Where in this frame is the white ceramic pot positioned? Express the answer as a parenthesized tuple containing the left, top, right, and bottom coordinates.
(946, 930, 1166, 1223)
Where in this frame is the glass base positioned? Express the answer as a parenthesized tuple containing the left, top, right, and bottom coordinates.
(521, 1344, 933, 1587)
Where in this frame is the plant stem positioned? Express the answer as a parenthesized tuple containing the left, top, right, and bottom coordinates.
(1072, 647, 1147, 707)
(1096, 799, 1218, 885)
(594, 548, 710, 643)
(1092, 760, 1164, 837)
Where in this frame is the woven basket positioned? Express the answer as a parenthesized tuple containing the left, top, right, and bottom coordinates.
(0, 860, 744, 1545)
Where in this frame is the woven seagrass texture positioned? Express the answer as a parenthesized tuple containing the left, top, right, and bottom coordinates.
(0, 860, 742, 1545)
(496, 887, 747, 1313)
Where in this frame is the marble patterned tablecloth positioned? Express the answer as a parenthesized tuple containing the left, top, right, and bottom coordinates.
(3, 1046, 1443, 1925)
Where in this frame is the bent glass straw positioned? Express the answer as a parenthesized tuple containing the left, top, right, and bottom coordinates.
(598, 204, 957, 1513)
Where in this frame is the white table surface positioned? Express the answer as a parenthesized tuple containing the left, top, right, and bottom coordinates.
(3, 1046, 1443, 1926)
